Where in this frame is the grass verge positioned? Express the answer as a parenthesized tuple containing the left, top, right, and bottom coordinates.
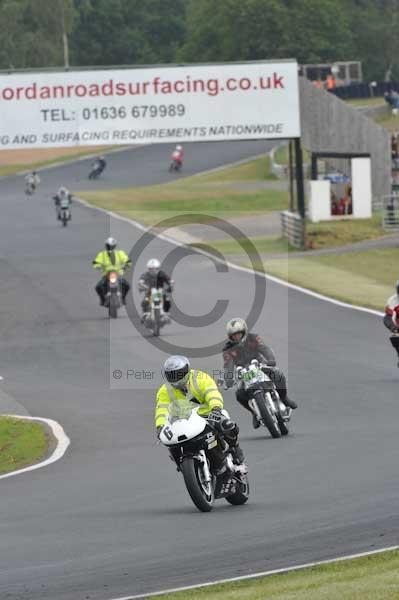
(273, 144, 310, 167)
(306, 213, 385, 249)
(145, 550, 399, 599)
(375, 111, 399, 132)
(0, 416, 48, 474)
(79, 156, 288, 225)
(254, 248, 396, 310)
(191, 235, 292, 255)
(345, 96, 385, 107)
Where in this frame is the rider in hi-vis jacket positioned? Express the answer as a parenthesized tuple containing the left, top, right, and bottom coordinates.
(155, 355, 245, 465)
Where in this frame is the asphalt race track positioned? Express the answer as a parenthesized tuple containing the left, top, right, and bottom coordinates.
(0, 141, 398, 600)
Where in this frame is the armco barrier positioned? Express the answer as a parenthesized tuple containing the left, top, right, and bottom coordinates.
(382, 195, 399, 231)
(280, 210, 306, 249)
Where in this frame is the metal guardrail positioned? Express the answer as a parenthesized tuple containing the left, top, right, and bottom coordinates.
(280, 210, 306, 249)
(382, 195, 399, 230)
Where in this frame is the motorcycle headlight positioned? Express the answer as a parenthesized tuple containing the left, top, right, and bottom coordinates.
(109, 272, 118, 284)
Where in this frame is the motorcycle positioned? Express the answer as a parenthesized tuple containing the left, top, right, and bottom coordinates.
(59, 198, 71, 227)
(104, 270, 122, 318)
(25, 182, 35, 196)
(168, 151, 182, 173)
(159, 403, 249, 512)
(142, 287, 170, 336)
(236, 359, 291, 438)
(88, 161, 105, 180)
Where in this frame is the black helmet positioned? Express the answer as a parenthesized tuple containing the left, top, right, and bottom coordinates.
(163, 355, 190, 389)
(105, 237, 117, 251)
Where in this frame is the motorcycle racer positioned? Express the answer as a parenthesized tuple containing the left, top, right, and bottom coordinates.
(222, 318, 297, 428)
(138, 258, 173, 320)
(92, 237, 131, 305)
(155, 355, 245, 466)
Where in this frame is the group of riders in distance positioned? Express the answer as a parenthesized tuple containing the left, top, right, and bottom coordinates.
(23, 146, 399, 511)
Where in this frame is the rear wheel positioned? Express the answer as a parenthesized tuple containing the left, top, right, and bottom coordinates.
(181, 457, 214, 512)
(256, 392, 281, 438)
(226, 474, 250, 505)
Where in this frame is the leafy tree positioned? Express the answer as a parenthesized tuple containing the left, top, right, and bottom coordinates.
(349, 0, 399, 81)
(70, 0, 186, 66)
(0, 0, 75, 69)
(179, 0, 289, 62)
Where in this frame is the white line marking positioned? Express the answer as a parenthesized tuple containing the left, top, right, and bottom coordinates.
(75, 195, 384, 319)
(109, 545, 399, 600)
(0, 414, 70, 480)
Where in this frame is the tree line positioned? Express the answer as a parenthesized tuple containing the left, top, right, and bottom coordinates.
(0, 0, 398, 82)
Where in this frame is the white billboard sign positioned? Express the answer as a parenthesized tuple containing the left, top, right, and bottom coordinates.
(0, 61, 300, 149)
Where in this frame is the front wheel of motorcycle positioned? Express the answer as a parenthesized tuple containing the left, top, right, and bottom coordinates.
(226, 474, 250, 506)
(256, 392, 281, 439)
(181, 457, 214, 512)
(277, 413, 289, 436)
(153, 308, 160, 336)
(109, 294, 118, 319)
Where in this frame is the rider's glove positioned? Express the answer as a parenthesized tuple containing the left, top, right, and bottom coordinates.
(207, 408, 223, 427)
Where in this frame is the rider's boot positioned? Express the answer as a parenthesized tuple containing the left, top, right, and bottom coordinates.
(283, 396, 297, 410)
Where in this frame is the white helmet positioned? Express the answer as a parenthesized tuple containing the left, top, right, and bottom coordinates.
(147, 258, 161, 274)
(105, 237, 117, 250)
(163, 355, 190, 389)
(176, 145, 182, 151)
(226, 318, 248, 343)
(58, 186, 68, 197)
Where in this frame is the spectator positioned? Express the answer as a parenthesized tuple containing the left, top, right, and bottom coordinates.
(385, 91, 399, 113)
(326, 74, 336, 91)
(331, 191, 339, 215)
(313, 79, 324, 90)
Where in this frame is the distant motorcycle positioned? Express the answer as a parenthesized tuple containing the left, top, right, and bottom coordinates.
(142, 287, 170, 336)
(104, 270, 122, 318)
(168, 151, 182, 173)
(59, 197, 71, 227)
(25, 182, 35, 196)
(88, 160, 106, 180)
(159, 404, 249, 512)
(235, 359, 291, 438)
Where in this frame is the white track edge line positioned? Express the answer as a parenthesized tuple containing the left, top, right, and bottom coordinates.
(109, 545, 399, 600)
(0, 414, 70, 480)
(75, 196, 384, 319)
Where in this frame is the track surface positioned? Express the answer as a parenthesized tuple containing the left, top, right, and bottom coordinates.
(0, 141, 398, 600)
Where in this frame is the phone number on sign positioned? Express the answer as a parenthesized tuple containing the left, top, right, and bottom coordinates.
(81, 104, 186, 120)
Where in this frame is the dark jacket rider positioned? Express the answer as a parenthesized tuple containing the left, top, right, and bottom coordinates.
(138, 258, 173, 317)
(222, 318, 297, 429)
